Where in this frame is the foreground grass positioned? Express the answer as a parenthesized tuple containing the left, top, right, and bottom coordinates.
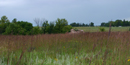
(73, 27, 130, 32)
(0, 32, 130, 65)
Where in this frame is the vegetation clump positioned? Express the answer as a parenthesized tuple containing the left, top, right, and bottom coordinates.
(74, 28, 79, 31)
(99, 27, 105, 32)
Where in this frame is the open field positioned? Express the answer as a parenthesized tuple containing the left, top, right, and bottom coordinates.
(0, 31, 130, 65)
(73, 27, 130, 32)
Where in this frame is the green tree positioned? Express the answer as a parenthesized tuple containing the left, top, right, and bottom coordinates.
(12, 18, 17, 23)
(0, 23, 10, 34)
(54, 18, 68, 33)
(70, 22, 77, 27)
(16, 21, 33, 35)
(115, 20, 122, 27)
(89, 22, 94, 26)
(0, 16, 10, 24)
(46, 22, 55, 34)
(31, 27, 42, 35)
(101, 22, 106, 26)
(3, 23, 26, 35)
(82, 23, 85, 26)
(62, 25, 72, 33)
(42, 20, 49, 34)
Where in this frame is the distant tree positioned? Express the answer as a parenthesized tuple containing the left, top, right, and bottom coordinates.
(12, 18, 17, 23)
(101, 22, 106, 26)
(89, 22, 94, 26)
(46, 22, 55, 34)
(70, 22, 77, 27)
(34, 18, 40, 27)
(111, 21, 115, 27)
(76, 23, 80, 27)
(85, 24, 89, 26)
(114, 20, 122, 27)
(70, 22, 89, 27)
(125, 21, 129, 26)
(105, 23, 109, 27)
(0, 16, 10, 24)
(82, 23, 85, 26)
(34, 18, 45, 28)
(42, 20, 49, 34)
(122, 19, 126, 26)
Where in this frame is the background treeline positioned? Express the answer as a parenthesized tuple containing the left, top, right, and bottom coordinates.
(1, 15, 130, 35)
(0, 16, 72, 35)
(101, 19, 130, 27)
(70, 22, 94, 27)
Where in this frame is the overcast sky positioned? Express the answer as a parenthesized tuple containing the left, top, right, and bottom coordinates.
(0, 0, 130, 26)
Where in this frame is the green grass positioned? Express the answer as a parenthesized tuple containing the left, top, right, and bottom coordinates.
(73, 26, 130, 32)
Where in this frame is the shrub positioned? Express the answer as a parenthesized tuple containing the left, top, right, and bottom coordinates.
(62, 25, 72, 33)
(99, 27, 105, 32)
(3, 23, 26, 35)
(31, 27, 42, 35)
(0, 23, 10, 34)
(74, 28, 79, 31)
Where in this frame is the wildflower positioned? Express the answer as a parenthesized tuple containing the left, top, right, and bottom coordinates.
(128, 59, 130, 61)
(76, 56, 78, 58)
(54, 58, 58, 61)
(63, 46, 65, 48)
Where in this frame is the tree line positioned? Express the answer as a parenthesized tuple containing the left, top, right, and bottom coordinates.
(101, 19, 130, 27)
(70, 22, 94, 27)
(1, 15, 130, 35)
(70, 19, 130, 27)
(0, 16, 72, 35)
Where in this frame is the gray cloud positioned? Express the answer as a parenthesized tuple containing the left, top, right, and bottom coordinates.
(0, 0, 130, 26)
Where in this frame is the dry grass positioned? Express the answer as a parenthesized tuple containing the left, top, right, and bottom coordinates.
(0, 32, 130, 65)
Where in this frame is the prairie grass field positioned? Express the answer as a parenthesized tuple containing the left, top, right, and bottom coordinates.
(73, 27, 130, 32)
(0, 31, 130, 65)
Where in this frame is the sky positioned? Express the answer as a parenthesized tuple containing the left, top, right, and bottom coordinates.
(0, 0, 130, 26)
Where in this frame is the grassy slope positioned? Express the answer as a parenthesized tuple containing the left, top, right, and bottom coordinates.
(73, 27, 130, 32)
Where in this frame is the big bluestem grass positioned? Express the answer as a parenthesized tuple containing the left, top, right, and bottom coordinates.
(0, 32, 130, 65)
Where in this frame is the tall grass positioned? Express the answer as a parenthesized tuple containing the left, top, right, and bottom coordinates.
(0, 32, 130, 65)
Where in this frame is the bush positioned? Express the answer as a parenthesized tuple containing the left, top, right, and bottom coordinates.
(99, 27, 105, 32)
(74, 28, 79, 31)
(46, 22, 55, 34)
(31, 27, 42, 35)
(62, 25, 72, 33)
(0, 23, 10, 34)
(3, 23, 26, 35)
